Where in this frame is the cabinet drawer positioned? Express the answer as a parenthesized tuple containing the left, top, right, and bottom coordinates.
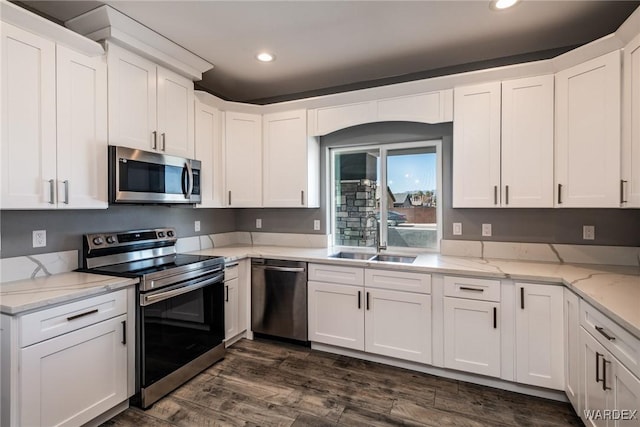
(225, 263, 239, 280)
(365, 269, 431, 294)
(580, 300, 640, 378)
(444, 276, 500, 302)
(308, 263, 364, 286)
(20, 290, 127, 347)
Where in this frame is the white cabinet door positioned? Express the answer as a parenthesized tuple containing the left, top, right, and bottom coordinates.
(107, 43, 157, 151)
(623, 34, 640, 208)
(56, 45, 108, 209)
(581, 328, 611, 427)
(307, 281, 364, 351)
(501, 75, 554, 208)
(443, 297, 501, 377)
(224, 277, 239, 341)
(263, 109, 318, 207)
(565, 288, 582, 413)
(223, 111, 262, 207)
(1, 22, 56, 209)
(157, 67, 195, 158)
(555, 50, 621, 207)
(20, 314, 128, 427)
(195, 100, 223, 207)
(452, 82, 501, 207)
(515, 283, 564, 389)
(612, 360, 640, 427)
(364, 288, 431, 364)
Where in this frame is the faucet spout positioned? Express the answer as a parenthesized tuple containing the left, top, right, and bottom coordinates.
(365, 213, 387, 253)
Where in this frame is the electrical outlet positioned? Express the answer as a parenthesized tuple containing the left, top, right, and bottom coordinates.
(194, 221, 201, 232)
(33, 230, 46, 248)
(256, 218, 262, 229)
(482, 223, 492, 237)
(583, 225, 595, 240)
(313, 220, 321, 231)
(453, 222, 462, 236)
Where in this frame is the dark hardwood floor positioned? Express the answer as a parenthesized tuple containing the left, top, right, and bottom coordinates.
(102, 338, 583, 426)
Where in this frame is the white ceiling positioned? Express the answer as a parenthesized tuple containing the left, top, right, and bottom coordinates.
(19, 0, 640, 103)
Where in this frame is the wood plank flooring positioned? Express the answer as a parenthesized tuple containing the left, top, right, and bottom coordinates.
(102, 338, 583, 427)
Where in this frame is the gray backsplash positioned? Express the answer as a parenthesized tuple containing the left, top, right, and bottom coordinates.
(2, 122, 639, 258)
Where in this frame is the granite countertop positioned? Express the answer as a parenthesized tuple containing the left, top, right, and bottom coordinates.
(0, 272, 138, 315)
(189, 245, 640, 340)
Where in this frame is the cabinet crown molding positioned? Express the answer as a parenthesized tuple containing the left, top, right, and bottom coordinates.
(65, 5, 213, 81)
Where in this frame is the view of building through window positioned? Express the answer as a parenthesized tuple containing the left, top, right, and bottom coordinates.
(332, 141, 441, 251)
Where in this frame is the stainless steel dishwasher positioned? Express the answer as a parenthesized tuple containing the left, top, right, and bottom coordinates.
(251, 259, 307, 342)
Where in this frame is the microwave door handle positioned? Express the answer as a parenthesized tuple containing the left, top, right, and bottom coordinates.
(185, 162, 194, 199)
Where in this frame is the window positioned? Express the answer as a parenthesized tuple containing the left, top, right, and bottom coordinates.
(330, 140, 442, 251)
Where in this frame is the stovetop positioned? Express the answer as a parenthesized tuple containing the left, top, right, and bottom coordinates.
(85, 253, 224, 278)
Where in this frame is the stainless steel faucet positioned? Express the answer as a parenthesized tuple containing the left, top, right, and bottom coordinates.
(365, 213, 387, 253)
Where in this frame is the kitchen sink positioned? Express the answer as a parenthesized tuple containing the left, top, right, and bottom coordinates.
(370, 254, 416, 264)
(328, 252, 416, 264)
(329, 251, 375, 260)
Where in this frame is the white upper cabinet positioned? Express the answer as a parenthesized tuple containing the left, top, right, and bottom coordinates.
(501, 75, 555, 208)
(1, 22, 56, 209)
(555, 50, 621, 207)
(308, 90, 453, 136)
(194, 99, 224, 208)
(107, 43, 195, 158)
(1, 22, 107, 209)
(223, 111, 262, 207)
(263, 110, 319, 207)
(622, 34, 640, 207)
(452, 82, 502, 207)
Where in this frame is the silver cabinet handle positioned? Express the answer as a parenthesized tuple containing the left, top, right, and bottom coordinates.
(161, 133, 166, 151)
(48, 179, 55, 204)
(63, 180, 69, 204)
(152, 131, 157, 149)
(596, 352, 603, 384)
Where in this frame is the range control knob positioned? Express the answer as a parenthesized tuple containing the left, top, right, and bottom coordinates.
(92, 237, 104, 245)
(158, 231, 165, 238)
(167, 230, 175, 237)
(106, 236, 116, 244)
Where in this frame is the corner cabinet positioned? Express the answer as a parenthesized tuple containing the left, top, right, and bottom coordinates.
(1, 22, 108, 209)
(263, 110, 319, 208)
(452, 76, 554, 208)
(223, 111, 262, 207)
(555, 50, 621, 208)
(107, 43, 195, 158)
(622, 34, 640, 207)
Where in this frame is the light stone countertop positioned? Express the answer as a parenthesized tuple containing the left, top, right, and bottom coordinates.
(0, 272, 138, 315)
(189, 245, 640, 340)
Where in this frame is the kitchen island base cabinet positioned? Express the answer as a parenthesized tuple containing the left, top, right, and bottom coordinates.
(20, 314, 128, 427)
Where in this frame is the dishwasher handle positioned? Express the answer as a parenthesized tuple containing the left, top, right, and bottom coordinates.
(254, 265, 306, 273)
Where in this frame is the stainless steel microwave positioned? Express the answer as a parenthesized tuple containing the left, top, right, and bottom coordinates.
(109, 146, 201, 204)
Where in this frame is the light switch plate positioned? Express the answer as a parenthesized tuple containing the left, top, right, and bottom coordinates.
(33, 230, 46, 248)
(482, 223, 492, 237)
(453, 223, 462, 236)
(313, 220, 321, 231)
(256, 218, 262, 229)
(194, 221, 201, 232)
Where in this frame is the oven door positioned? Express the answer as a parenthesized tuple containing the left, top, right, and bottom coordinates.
(138, 270, 224, 406)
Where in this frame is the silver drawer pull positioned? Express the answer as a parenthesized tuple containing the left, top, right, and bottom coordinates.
(459, 286, 484, 292)
(595, 326, 616, 341)
(67, 309, 98, 321)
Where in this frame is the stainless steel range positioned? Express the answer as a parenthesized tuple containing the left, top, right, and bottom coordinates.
(82, 228, 225, 409)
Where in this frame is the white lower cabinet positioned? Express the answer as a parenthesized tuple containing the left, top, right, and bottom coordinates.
(565, 288, 582, 412)
(514, 283, 564, 390)
(307, 265, 431, 364)
(2, 289, 131, 427)
(20, 314, 128, 427)
(224, 276, 240, 340)
(224, 261, 248, 345)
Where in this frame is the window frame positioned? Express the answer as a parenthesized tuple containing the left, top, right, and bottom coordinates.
(329, 139, 443, 253)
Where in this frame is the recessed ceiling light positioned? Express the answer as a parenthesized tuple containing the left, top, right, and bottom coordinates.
(256, 52, 275, 62)
(490, 0, 519, 10)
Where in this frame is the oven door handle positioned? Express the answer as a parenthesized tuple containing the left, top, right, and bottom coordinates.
(141, 272, 224, 306)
